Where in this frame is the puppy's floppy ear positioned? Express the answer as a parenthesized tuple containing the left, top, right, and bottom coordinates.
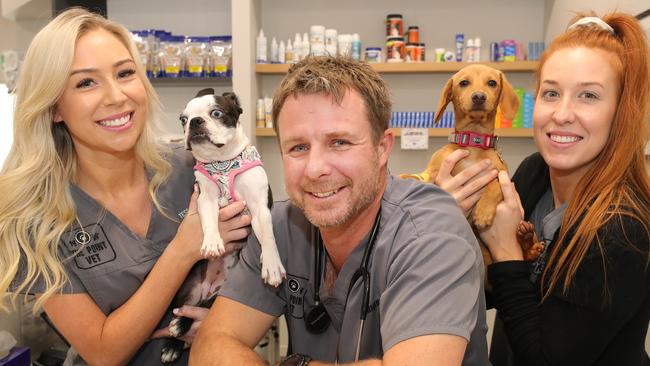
(497, 72, 520, 121)
(434, 78, 454, 124)
(222, 92, 243, 115)
(195, 88, 215, 98)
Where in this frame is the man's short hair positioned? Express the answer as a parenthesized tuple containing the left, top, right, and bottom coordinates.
(272, 56, 392, 144)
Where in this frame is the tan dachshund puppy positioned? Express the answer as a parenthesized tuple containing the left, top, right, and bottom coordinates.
(401, 64, 543, 272)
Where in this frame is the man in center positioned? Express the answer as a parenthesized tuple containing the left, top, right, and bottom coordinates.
(190, 56, 488, 365)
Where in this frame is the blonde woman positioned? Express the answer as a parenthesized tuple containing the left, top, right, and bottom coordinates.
(0, 8, 248, 365)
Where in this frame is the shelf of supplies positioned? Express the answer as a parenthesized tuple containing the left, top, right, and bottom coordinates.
(148, 77, 232, 87)
(255, 61, 539, 74)
(256, 128, 533, 138)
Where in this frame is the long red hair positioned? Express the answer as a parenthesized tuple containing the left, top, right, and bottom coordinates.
(536, 12, 650, 301)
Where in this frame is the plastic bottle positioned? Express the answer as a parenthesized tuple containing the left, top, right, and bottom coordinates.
(256, 98, 265, 128)
(474, 37, 481, 62)
(285, 39, 294, 63)
(310, 25, 326, 56)
(270, 37, 278, 63)
(294, 33, 303, 61)
(455, 33, 464, 62)
(351, 33, 361, 61)
(302, 32, 310, 58)
(325, 29, 338, 56)
(466, 38, 474, 62)
(264, 97, 273, 128)
(338, 34, 351, 57)
(256, 29, 267, 63)
(278, 40, 286, 63)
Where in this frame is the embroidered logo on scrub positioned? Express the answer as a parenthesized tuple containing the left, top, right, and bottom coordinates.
(61, 223, 116, 269)
(286, 274, 308, 319)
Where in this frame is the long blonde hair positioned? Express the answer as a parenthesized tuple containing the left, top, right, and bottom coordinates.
(537, 12, 650, 301)
(0, 8, 171, 311)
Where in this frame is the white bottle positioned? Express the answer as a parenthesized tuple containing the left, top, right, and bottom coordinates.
(294, 33, 303, 61)
(351, 33, 361, 61)
(256, 98, 265, 128)
(256, 29, 267, 63)
(264, 97, 273, 128)
(310, 25, 326, 56)
(302, 32, 310, 58)
(286, 39, 294, 63)
(325, 29, 338, 56)
(270, 37, 278, 63)
(309, 25, 325, 46)
(466, 38, 474, 62)
(473, 37, 481, 62)
(338, 34, 351, 57)
(278, 40, 286, 64)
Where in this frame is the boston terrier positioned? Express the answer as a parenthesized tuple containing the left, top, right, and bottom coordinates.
(160, 89, 285, 363)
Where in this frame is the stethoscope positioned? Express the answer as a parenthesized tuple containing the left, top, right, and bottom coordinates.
(303, 210, 382, 363)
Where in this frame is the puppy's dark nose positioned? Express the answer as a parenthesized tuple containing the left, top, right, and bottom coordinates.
(189, 117, 204, 128)
(216, 143, 224, 148)
(472, 92, 487, 105)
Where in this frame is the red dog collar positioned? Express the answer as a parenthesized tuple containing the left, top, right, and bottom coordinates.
(448, 131, 498, 149)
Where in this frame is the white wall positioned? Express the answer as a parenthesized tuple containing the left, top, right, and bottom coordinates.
(544, 0, 649, 41)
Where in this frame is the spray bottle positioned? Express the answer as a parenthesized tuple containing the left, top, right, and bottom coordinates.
(256, 29, 267, 63)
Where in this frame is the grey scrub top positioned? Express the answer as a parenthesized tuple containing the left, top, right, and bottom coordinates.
(13, 146, 196, 365)
(219, 174, 489, 365)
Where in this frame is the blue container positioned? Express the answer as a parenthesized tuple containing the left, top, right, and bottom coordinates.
(490, 42, 499, 62)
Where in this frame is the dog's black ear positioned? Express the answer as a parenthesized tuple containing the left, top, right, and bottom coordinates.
(195, 88, 215, 98)
(222, 92, 243, 114)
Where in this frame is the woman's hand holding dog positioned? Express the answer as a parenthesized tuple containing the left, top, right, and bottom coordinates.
(436, 149, 499, 215)
(218, 201, 252, 244)
(478, 171, 525, 262)
(169, 185, 206, 265)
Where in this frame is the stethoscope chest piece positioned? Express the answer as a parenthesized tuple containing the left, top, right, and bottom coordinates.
(305, 302, 330, 334)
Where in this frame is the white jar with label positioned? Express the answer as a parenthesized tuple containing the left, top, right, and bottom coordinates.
(325, 29, 338, 56)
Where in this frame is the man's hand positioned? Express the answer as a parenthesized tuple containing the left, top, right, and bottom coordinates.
(151, 305, 210, 345)
(435, 149, 498, 215)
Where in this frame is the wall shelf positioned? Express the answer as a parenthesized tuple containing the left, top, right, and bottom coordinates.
(148, 77, 232, 87)
(256, 127, 533, 138)
(256, 61, 539, 74)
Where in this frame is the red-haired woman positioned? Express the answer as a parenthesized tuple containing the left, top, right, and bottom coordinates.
(474, 12, 650, 366)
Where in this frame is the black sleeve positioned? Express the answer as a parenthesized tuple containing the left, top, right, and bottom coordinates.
(510, 152, 548, 221)
(488, 218, 650, 366)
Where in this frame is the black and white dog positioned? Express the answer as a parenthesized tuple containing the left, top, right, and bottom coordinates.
(160, 89, 285, 363)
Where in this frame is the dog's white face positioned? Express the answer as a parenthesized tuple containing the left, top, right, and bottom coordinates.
(181, 91, 244, 162)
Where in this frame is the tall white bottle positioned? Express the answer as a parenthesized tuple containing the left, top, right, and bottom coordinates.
(256, 29, 267, 63)
(286, 39, 295, 63)
(278, 40, 286, 64)
(302, 32, 310, 59)
(270, 37, 279, 63)
(294, 33, 303, 61)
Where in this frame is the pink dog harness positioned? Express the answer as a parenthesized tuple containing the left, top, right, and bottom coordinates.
(194, 145, 263, 206)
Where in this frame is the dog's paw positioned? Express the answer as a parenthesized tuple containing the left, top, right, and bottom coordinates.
(524, 242, 545, 262)
(472, 203, 496, 230)
(516, 221, 536, 246)
(169, 316, 192, 338)
(200, 238, 226, 258)
(161, 338, 185, 364)
(260, 252, 286, 287)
